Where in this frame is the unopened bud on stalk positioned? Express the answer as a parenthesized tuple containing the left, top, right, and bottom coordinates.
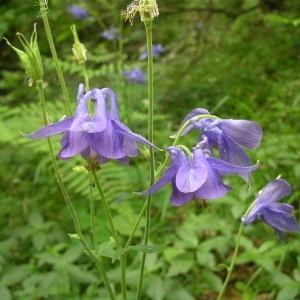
(123, 0, 159, 25)
(4, 24, 43, 86)
(70, 25, 87, 63)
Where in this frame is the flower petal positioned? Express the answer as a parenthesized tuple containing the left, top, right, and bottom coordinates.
(193, 148, 231, 199)
(123, 137, 138, 157)
(175, 160, 207, 193)
(60, 131, 92, 158)
(170, 182, 194, 206)
(242, 179, 292, 227)
(218, 120, 263, 149)
(23, 117, 74, 139)
(139, 164, 178, 195)
(261, 209, 300, 240)
(216, 133, 253, 182)
(206, 157, 259, 176)
(92, 121, 126, 159)
(255, 179, 292, 209)
(112, 120, 159, 149)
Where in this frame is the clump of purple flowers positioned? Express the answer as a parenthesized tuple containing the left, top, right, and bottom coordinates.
(69, 5, 89, 20)
(140, 44, 165, 60)
(242, 179, 300, 241)
(24, 84, 158, 168)
(101, 26, 120, 41)
(140, 108, 263, 206)
(122, 67, 146, 85)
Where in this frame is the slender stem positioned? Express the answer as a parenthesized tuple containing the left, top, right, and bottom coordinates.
(38, 0, 72, 117)
(80, 62, 90, 92)
(125, 201, 148, 248)
(36, 81, 114, 300)
(89, 174, 99, 253)
(217, 222, 244, 300)
(92, 171, 127, 300)
(217, 197, 259, 299)
(136, 19, 155, 300)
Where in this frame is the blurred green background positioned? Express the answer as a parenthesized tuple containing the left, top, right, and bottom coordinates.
(1, 0, 300, 299)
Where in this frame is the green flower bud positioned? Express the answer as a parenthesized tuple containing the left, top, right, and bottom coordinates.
(70, 25, 87, 63)
(4, 24, 43, 86)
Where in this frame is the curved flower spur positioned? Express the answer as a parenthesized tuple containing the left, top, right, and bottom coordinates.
(140, 142, 259, 206)
(24, 84, 158, 170)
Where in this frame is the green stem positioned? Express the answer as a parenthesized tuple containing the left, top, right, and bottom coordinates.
(36, 81, 114, 300)
(136, 19, 155, 300)
(217, 199, 258, 299)
(80, 62, 90, 92)
(89, 174, 99, 254)
(38, 0, 72, 117)
(217, 221, 244, 300)
(92, 171, 127, 300)
(125, 201, 148, 249)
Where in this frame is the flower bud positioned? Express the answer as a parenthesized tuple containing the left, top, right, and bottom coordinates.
(4, 24, 43, 86)
(70, 25, 87, 63)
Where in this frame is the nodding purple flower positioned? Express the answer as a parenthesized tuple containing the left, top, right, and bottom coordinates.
(175, 108, 263, 183)
(69, 5, 89, 20)
(242, 179, 300, 241)
(101, 26, 120, 41)
(140, 143, 258, 206)
(139, 44, 165, 60)
(24, 84, 158, 166)
(122, 67, 146, 85)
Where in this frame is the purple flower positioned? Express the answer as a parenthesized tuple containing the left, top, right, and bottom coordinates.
(176, 108, 263, 182)
(101, 26, 120, 41)
(69, 5, 89, 20)
(140, 143, 258, 206)
(24, 84, 158, 165)
(242, 179, 300, 241)
(122, 67, 146, 85)
(139, 44, 165, 60)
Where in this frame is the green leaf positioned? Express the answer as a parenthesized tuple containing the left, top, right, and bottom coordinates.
(112, 244, 167, 262)
(202, 270, 223, 292)
(98, 240, 117, 259)
(276, 283, 299, 300)
(130, 244, 167, 254)
(176, 227, 198, 248)
(1, 265, 30, 286)
(32, 232, 46, 251)
(166, 259, 193, 277)
(0, 285, 11, 300)
(62, 246, 83, 263)
(28, 209, 43, 228)
(146, 275, 165, 300)
(196, 250, 216, 269)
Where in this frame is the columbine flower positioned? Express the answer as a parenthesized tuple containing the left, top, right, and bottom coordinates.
(89, 87, 158, 164)
(139, 44, 165, 60)
(69, 5, 89, 19)
(101, 26, 120, 41)
(242, 179, 300, 241)
(24, 84, 158, 168)
(140, 143, 258, 206)
(122, 67, 146, 85)
(175, 108, 263, 182)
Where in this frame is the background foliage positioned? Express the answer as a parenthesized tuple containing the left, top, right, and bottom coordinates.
(1, 0, 300, 299)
